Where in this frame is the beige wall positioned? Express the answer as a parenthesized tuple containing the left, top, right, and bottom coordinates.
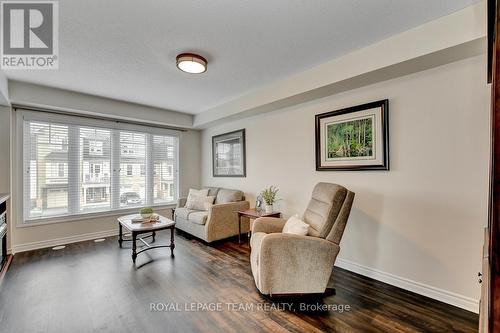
(201, 55, 490, 309)
(0, 72, 8, 106)
(0, 107, 11, 249)
(0, 106, 10, 193)
(9, 81, 193, 128)
(179, 129, 201, 197)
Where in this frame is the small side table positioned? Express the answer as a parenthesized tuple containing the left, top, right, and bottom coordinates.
(237, 209, 281, 244)
(117, 214, 176, 263)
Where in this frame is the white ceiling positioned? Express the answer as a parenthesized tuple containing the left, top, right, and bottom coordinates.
(3, 0, 480, 114)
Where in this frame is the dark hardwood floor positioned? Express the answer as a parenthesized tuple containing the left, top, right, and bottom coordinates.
(0, 230, 478, 333)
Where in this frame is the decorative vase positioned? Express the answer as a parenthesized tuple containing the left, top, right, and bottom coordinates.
(265, 204, 273, 214)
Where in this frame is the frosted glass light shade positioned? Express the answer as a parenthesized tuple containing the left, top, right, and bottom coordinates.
(176, 53, 207, 74)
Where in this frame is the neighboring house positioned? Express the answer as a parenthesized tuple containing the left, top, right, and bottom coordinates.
(29, 125, 176, 216)
(80, 131, 111, 211)
(119, 136, 146, 205)
(152, 141, 175, 204)
(29, 124, 69, 217)
(41, 150, 68, 211)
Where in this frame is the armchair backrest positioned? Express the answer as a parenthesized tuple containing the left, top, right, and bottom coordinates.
(303, 182, 355, 244)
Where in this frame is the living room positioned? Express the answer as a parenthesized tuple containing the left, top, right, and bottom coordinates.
(0, 1, 498, 332)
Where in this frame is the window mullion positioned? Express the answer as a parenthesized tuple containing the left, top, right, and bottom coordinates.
(146, 133, 154, 205)
(23, 121, 31, 221)
(111, 130, 120, 210)
(68, 125, 79, 214)
(174, 136, 179, 202)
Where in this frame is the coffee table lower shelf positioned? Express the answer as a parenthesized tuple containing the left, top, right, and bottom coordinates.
(117, 214, 176, 263)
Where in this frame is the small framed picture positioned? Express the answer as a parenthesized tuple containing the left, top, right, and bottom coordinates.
(315, 100, 389, 171)
(255, 195, 263, 211)
(212, 129, 246, 177)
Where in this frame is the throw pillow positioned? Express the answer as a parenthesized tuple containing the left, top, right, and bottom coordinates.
(203, 196, 216, 210)
(187, 188, 209, 198)
(282, 215, 309, 236)
(188, 195, 215, 211)
(185, 188, 210, 210)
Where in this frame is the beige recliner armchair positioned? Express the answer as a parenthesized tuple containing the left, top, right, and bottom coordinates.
(250, 182, 355, 295)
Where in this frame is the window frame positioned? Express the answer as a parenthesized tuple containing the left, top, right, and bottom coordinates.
(57, 163, 65, 177)
(17, 110, 180, 226)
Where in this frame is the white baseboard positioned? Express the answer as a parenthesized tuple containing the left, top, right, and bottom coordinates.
(335, 258, 479, 314)
(10, 229, 119, 254)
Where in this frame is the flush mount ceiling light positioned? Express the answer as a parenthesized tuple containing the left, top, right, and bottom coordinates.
(176, 53, 207, 74)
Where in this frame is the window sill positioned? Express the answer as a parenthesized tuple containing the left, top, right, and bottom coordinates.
(18, 203, 177, 228)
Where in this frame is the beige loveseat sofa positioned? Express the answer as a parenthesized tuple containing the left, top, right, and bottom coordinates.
(250, 182, 354, 295)
(174, 187, 250, 243)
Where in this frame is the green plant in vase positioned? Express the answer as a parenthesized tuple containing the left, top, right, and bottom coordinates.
(140, 207, 153, 219)
(261, 186, 279, 214)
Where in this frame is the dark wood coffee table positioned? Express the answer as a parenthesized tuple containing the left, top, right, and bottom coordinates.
(237, 209, 281, 244)
(117, 214, 175, 263)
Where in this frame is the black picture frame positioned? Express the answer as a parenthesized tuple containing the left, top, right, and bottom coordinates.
(212, 129, 246, 177)
(315, 99, 389, 171)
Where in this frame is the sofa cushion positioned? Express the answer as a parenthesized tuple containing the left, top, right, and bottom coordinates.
(188, 211, 209, 225)
(203, 196, 216, 210)
(186, 188, 210, 210)
(175, 207, 194, 220)
(205, 187, 220, 197)
(187, 195, 215, 211)
(175, 207, 209, 225)
(215, 188, 243, 204)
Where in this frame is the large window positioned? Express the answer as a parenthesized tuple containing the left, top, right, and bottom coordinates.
(22, 114, 179, 222)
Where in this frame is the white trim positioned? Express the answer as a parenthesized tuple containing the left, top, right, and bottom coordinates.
(19, 203, 175, 227)
(9, 229, 119, 254)
(335, 258, 479, 313)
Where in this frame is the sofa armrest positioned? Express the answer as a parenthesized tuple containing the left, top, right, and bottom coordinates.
(252, 217, 286, 234)
(205, 200, 250, 242)
(257, 234, 339, 294)
(176, 197, 187, 209)
(208, 201, 250, 220)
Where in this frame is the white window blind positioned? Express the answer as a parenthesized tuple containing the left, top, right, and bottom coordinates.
(22, 114, 179, 222)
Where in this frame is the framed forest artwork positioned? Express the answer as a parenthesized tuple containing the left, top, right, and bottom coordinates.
(315, 100, 389, 171)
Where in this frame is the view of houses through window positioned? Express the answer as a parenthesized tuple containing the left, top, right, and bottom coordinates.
(23, 119, 179, 221)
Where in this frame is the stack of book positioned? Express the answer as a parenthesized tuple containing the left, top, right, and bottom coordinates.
(131, 214, 160, 224)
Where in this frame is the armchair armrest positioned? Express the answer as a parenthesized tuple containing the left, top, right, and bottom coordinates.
(176, 197, 187, 209)
(260, 233, 338, 256)
(252, 217, 286, 234)
(256, 233, 339, 294)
